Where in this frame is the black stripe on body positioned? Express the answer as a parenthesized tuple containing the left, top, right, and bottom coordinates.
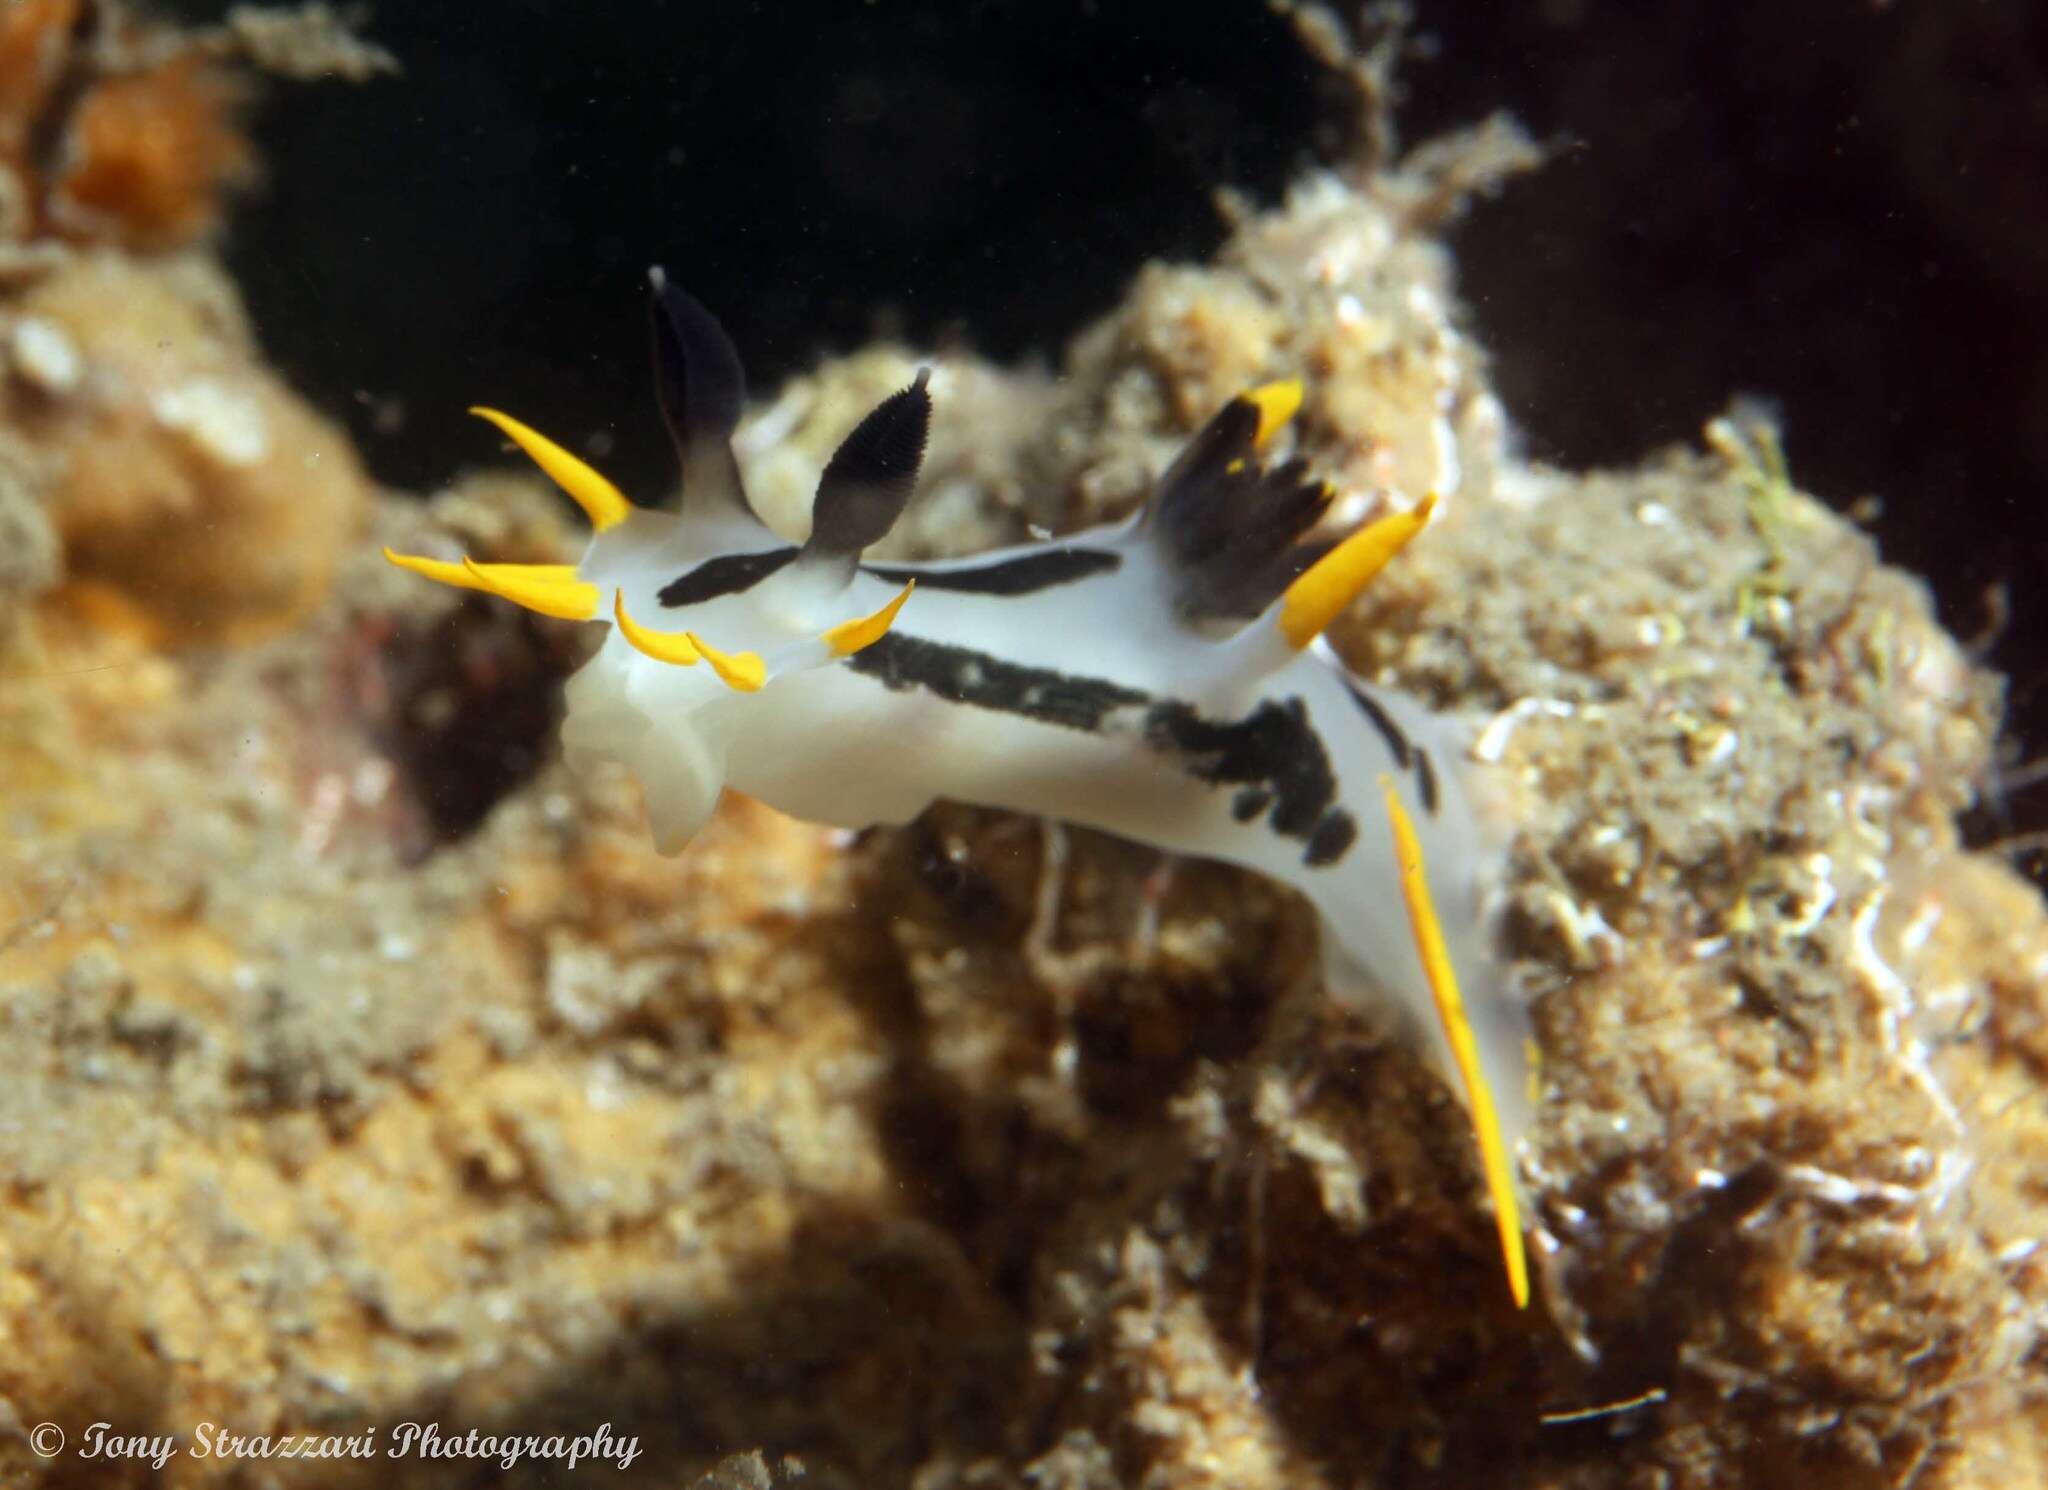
(659, 546, 800, 607)
(1413, 747, 1439, 815)
(847, 632, 1149, 732)
(1345, 678, 1441, 817)
(848, 634, 1361, 867)
(864, 546, 1120, 597)
(1342, 679, 1411, 768)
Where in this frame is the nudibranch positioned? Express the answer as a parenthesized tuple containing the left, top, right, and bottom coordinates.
(387, 271, 1534, 1307)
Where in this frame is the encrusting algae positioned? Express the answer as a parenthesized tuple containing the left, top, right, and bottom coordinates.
(0, 0, 392, 254)
(0, 0, 394, 647)
(1, 10, 2046, 1490)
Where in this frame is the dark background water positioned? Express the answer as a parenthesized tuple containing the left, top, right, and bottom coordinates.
(169, 0, 2048, 866)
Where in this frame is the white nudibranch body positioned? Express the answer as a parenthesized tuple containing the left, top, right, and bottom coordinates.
(387, 271, 1535, 1307)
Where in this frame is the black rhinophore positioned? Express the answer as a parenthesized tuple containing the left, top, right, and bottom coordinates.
(809, 369, 933, 558)
(647, 268, 758, 521)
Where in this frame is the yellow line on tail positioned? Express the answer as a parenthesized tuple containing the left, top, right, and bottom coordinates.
(1379, 773, 1529, 1309)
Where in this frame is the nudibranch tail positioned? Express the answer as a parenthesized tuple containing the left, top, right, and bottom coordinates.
(468, 406, 632, 532)
(1380, 773, 1529, 1310)
(1278, 491, 1438, 649)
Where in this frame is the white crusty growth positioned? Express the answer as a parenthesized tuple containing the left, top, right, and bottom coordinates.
(386, 270, 1534, 1307)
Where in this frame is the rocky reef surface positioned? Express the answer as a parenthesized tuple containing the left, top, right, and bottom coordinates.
(0, 15, 2043, 1490)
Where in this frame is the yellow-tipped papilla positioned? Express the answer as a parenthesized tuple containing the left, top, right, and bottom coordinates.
(384, 546, 485, 592)
(459, 557, 599, 621)
(1278, 491, 1438, 650)
(384, 547, 587, 599)
(613, 591, 701, 666)
(823, 579, 916, 657)
(1245, 378, 1304, 449)
(1379, 773, 1529, 1310)
(685, 631, 767, 692)
(470, 406, 633, 533)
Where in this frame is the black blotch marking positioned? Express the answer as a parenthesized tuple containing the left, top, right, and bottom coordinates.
(864, 546, 1121, 597)
(657, 545, 799, 607)
(1304, 809, 1358, 867)
(1231, 786, 1271, 823)
(1145, 695, 1338, 842)
(846, 633, 1148, 732)
(1343, 679, 1411, 768)
(1414, 746, 1440, 815)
